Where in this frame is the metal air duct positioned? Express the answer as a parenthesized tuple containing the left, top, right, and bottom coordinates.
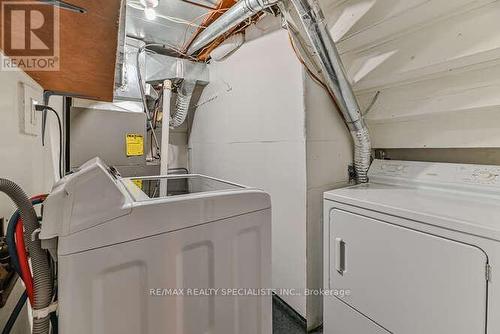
(287, 0, 371, 182)
(185, 0, 372, 182)
(187, 0, 279, 55)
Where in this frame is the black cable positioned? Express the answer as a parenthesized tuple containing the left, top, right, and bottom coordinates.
(50, 312, 58, 334)
(6, 211, 21, 276)
(0, 291, 57, 334)
(63, 97, 72, 174)
(49, 258, 58, 334)
(35, 105, 63, 179)
(1, 291, 28, 334)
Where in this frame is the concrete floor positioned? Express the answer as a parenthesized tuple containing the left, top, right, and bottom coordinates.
(272, 295, 306, 334)
(272, 294, 325, 333)
(309, 325, 323, 333)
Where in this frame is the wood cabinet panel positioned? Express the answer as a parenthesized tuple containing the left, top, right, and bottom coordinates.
(0, 0, 122, 101)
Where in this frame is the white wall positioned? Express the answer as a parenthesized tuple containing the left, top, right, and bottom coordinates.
(304, 73, 352, 329)
(323, 0, 500, 148)
(0, 59, 60, 221)
(0, 54, 59, 333)
(189, 28, 309, 315)
(188, 24, 355, 326)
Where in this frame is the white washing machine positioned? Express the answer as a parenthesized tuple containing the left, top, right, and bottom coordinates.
(40, 158, 272, 334)
(323, 159, 500, 334)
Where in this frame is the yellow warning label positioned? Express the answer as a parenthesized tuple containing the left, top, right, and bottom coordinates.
(126, 134, 144, 156)
(132, 179, 143, 189)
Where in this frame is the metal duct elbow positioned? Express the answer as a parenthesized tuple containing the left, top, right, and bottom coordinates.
(171, 80, 196, 128)
(288, 0, 372, 182)
(187, 0, 278, 55)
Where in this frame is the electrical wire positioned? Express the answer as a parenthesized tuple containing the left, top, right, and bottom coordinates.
(136, 44, 162, 156)
(157, 13, 206, 28)
(6, 211, 21, 276)
(50, 312, 58, 334)
(191, 15, 256, 61)
(1, 290, 57, 334)
(127, 1, 211, 27)
(287, 30, 347, 123)
(48, 253, 58, 334)
(161, 41, 200, 60)
(150, 92, 162, 159)
(1, 291, 28, 334)
(34, 105, 63, 179)
(195, 15, 257, 59)
(362, 90, 380, 116)
(46, 107, 62, 179)
(181, 8, 229, 52)
(179, 0, 217, 11)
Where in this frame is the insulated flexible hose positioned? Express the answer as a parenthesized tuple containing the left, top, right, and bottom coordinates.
(171, 80, 196, 128)
(0, 179, 53, 334)
(352, 126, 371, 183)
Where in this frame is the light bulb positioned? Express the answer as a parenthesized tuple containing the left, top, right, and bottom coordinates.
(144, 7, 156, 20)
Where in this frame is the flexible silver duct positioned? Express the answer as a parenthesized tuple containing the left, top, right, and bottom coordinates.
(288, 0, 371, 182)
(185, 0, 371, 181)
(171, 80, 196, 128)
(0, 179, 53, 333)
(351, 126, 371, 182)
(187, 0, 278, 55)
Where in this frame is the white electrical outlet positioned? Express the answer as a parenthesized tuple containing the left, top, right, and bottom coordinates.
(20, 83, 43, 136)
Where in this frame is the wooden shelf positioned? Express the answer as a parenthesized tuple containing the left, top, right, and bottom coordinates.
(0, 0, 122, 101)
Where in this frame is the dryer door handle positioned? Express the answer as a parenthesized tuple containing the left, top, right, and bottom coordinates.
(335, 237, 346, 275)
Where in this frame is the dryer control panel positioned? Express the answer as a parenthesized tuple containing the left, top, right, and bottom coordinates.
(369, 159, 500, 192)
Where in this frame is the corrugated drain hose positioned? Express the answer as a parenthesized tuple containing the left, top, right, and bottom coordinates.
(0, 179, 53, 334)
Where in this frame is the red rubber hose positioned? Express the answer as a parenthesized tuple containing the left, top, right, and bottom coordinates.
(30, 194, 48, 202)
(14, 194, 48, 304)
(15, 219, 34, 303)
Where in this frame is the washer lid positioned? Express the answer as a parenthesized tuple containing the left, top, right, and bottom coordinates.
(120, 174, 246, 202)
(325, 159, 500, 241)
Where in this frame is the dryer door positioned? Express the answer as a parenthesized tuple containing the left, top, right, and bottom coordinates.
(329, 209, 488, 334)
